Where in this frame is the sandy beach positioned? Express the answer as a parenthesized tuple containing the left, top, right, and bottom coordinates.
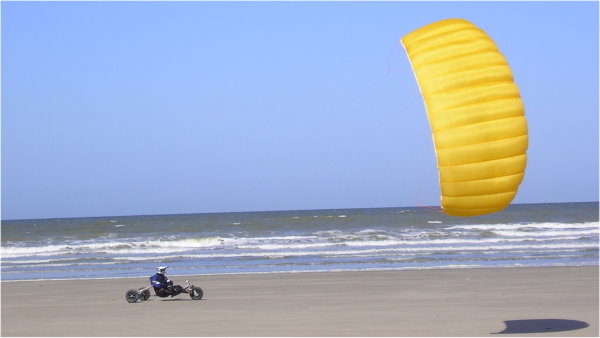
(1, 266, 598, 336)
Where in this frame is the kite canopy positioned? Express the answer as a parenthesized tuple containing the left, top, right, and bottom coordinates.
(402, 18, 528, 216)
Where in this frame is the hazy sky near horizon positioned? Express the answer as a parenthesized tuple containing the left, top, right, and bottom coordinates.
(2, 1, 598, 220)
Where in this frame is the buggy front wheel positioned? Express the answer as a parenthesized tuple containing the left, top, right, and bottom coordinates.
(189, 287, 203, 300)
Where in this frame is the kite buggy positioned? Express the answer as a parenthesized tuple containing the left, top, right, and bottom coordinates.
(125, 266, 203, 303)
(125, 280, 203, 303)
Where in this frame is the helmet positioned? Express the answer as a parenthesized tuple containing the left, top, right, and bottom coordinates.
(156, 266, 168, 275)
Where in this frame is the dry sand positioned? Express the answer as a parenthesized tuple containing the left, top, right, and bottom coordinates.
(1, 266, 598, 336)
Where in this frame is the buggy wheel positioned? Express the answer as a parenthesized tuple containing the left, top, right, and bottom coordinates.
(126, 289, 139, 303)
(189, 287, 203, 300)
(139, 288, 151, 301)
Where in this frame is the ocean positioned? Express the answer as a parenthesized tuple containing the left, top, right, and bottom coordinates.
(1, 202, 598, 281)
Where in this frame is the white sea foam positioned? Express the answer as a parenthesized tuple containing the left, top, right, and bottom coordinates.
(3, 203, 597, 281)
(6, 246, 589, 267)
(357, 229, 385, 234)
(3, 228, 596, 259)
(1, 237, 226, 258)
(236, 242, 339, 250)
(68, 242, 600, 261)
(1, 257, 83, 264)
(492, 229, 598, 237)
(446, 222, 599, 231)
(1, 244, 72, 257)
(244, 242, 587, 258)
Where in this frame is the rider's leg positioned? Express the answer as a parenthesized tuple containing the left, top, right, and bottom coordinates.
(172, 285, 184, 295)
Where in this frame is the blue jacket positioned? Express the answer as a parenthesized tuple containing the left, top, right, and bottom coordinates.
(150, 273, 172, 289)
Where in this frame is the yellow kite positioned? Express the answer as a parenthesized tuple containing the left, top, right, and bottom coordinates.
(402, 18, 528, 216)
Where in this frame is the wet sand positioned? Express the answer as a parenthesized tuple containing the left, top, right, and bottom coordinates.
(1, 266, 598, 336)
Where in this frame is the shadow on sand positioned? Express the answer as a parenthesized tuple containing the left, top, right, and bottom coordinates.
(493, 319, 589, 334)
(159, 298, 205, 302)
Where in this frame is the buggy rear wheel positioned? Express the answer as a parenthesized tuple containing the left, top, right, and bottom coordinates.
(126, 289, 139, 303)
(139, 288, 151, 301)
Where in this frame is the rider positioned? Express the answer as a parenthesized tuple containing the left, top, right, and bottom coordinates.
(150, 266, 185, 297)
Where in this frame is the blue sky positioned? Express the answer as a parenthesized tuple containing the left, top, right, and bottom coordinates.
(2, 1, 598, 220)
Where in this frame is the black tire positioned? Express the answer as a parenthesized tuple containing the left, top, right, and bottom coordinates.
(126, 289, 139, 303)
(139, 288, 151, 301)
(189, 287, 203, 300)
